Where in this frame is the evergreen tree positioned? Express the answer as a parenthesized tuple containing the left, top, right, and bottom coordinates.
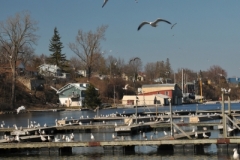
(48, 27, 67, 69)
(84, 84, 101, 109)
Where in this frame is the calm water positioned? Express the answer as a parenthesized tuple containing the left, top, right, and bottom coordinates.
(0, 103, 239, 160)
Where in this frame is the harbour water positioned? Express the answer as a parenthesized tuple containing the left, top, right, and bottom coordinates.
(0, 103, 239, 160)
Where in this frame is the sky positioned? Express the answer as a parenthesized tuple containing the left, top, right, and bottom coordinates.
(1, 0, 240, 77)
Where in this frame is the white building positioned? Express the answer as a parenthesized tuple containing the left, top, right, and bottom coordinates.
(38, 64, 70, 79)
(51, 83, 98, 107)
(122, 94, 170, 106)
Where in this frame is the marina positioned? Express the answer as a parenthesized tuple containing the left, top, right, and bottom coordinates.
(0, 102, 239, 158)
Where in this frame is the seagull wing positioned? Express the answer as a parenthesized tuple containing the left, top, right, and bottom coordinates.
(154, 18, 171, 25)
(102, 0, 108, 8)
(171, 23, 177, 29)
(138, 22, 150, 31)
(134, 57, 140, 61)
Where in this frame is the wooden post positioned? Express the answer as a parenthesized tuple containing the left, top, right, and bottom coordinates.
(169, 98, 173, 137)
(228, 95, 231, 115)
(221, 91, 227, 138)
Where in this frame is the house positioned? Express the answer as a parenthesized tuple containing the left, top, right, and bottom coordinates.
(122, 94, 170, 106)
(122, 72, 145, 82)
(140, 83, 182, 105)
(137, 72, 146, 81)
(51, 83, 97, 107)
(38, 64, 61, 77)
(76, 70, 87, 77)
(38, 64, 70, 79)
(121, 73, 129, 81)
(227, 77, 240, 85)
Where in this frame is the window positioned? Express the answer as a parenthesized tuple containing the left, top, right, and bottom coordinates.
(165, 91, 169, 95)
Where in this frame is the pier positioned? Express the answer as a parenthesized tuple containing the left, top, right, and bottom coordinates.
(0, 138, 239, 155)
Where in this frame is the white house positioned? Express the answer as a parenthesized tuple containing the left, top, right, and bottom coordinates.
(76, 70, 87, 77)
(122, 94, 170, 106)
(38, 64, 70, 79)
(51, 83, 98, 107)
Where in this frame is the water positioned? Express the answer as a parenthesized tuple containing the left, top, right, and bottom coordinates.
(0, 103, 239, 159)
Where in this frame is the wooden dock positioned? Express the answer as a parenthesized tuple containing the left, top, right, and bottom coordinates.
(0, 138, 238, 149)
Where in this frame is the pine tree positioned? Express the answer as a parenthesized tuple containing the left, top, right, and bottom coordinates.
(84, 84, 101, 109)
(48, 27, 67, 69)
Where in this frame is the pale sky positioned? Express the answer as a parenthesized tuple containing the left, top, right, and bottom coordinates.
(1, 0, 240, 77)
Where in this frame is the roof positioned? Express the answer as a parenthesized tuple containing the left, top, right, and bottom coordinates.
(228, 77, 240, 84)
(142, 83, 176, 88)
(58, 83, 88, 94)
(38, 64, 61, 70)
(122, 94, 169, 100)
(57, 83, 98, 94)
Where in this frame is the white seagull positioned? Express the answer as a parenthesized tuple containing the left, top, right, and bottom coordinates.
(137, 18, 171, 31)
(40, 135, 47, 142)
(16, 106, 25, 114)
(91, 133, 95, 141)
(164, 131, 168, 136)
(123, 84, 129, 90)
(54, 137, 60, 142)
(195, 132, 198, 139)
(102, 0, 108, 8)
(203, 132, 209, 138)
(233, 148, 239, 160)
(228, 126, 234, 132)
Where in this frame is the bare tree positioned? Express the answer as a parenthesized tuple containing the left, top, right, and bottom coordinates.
(206, 65, 227, 85)
(0, 11, 38, 109)
(69, 25, 108, 80)
(144, 62, 156, 82)
(18, 45, 35, 66)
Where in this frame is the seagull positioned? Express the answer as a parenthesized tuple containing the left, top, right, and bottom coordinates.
(174, 128, 178, 134)
(16, 106, 25, 114)
(102, 0, 108, 8)
(195, 132, 198, 138)
(203, 132, 209, 138)
(15, 135, 21, 142)
(112, 133, 118, 140)
(171, 23, 177, 29)
(91, 133, 95, 141)
(55, 137, 60, 142)
(228, 126, 234, 132)
(233, 148, 239, 160)
(142, 132, 147, 140)
(123, 84, 129, 90)
(40, 135, 47, 142)
(70, 133, 74, 141)
(164, 131, 168, 136)
(150, 135, 153, 140)
(48, 135, 52, 142)
(137, 18, 171, 31)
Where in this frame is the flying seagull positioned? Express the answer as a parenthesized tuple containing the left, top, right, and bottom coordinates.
(102, 0, 108, 8)
(171, 23, 177, 29)
(138, 18, 171, 31)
